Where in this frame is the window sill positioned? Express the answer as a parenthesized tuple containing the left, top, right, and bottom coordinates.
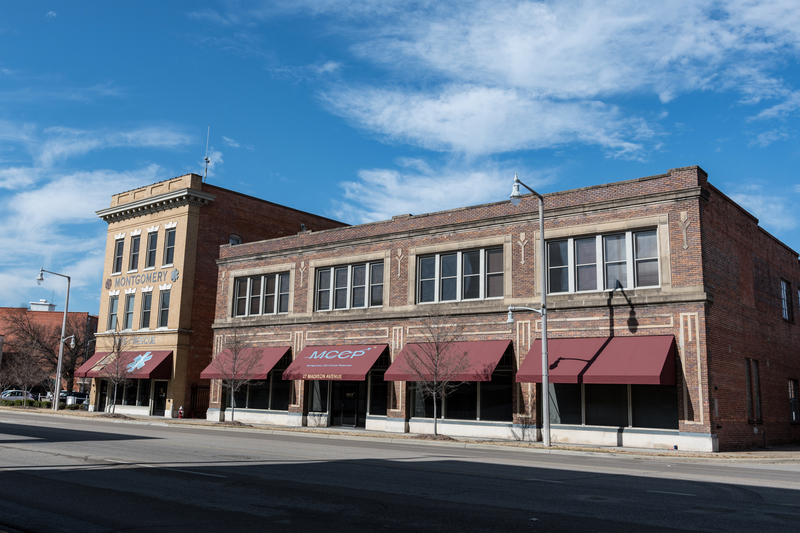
(143, 267, 155, 272)
(110, 272, 122, 277)
(162, 263, 174, 269)
(127, 270, 138, 274)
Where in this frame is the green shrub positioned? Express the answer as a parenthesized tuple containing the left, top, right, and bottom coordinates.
(66, 403, 81, 410)
(58, 402, 67, 410)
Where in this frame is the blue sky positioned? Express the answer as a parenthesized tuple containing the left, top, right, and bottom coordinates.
(1, 0, 799, 314)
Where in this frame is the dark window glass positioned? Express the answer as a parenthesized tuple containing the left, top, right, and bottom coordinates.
(309, 380, 329, 412)
(141, 292, 152, 329)
(278, 273, 290, 313)
(548, 241, 569, 293)
(232, 388, 248, 409)
(108, 296, 119, 330)
(113, 240, 124, 274)
(317, 269, 331, 310)
(486, 248, 503, 298)
(549, 383, 582, 424)
(249, 276, 261, 315)
(235, 278, 248, 316)
(264, 274, 276, 314)
(352, 265, 366, 308)
(480, 372, 513, 421)
(369, 372, 387, 416)
(631, 385, 678, 429)
(604, 235, 627, 289)
(448, 382, 477, 420)
(790, 379, 799, 423)
(370, 263, 383, 306)
(334, 267, 348, 309)
(585, 384, 628, 426)
(781, 279, 792, 321)
(146, 232, 158, 268)
(123, 382, 138, 405)
(440, 254, 457, 301)
(163, 228, 176, 265)
(158, 290, 170, 328)
(462, 251, 480, 300)
(419, 256, 436, 302)
(271, 371, 291, 410)
(746, 359, 762, 421)
(129, 235, 140, 271)
(137, 379, 150, 406)
(412, 386, 441, 418)
(248, 382, 271, 410)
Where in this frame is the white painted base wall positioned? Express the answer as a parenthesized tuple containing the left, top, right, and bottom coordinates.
(105, 405, 150, 416)
(549, 426, 718, 452)
(212, 409, 291, 425)
(408, 418, 515, 439)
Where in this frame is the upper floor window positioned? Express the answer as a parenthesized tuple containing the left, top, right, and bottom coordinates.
(112, 240, 124, 274)
(790, 379, 799, 424)
(235, 273, 291, 317)
(418, 248, 502, 303)
(229, 235, 242, 246)
(317, 262, 383, 311)
(158, 290, 170, 328)
(781, 279, 792, 321)
(141, 292, 152, 329)
(123, 294, 135, 330)
(145, 232, 158, 269)
(547, 230, 658, 294)
(745, 358, 762, 422)
(129, 235, 140, 272)
(108, 296, 119, 330)
(163, 228, 176, 266)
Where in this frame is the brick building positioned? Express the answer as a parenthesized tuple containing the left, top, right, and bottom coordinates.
(207, 166, 800, 451)
(78, 173, 345, 417)
(0, 303, 98, 393)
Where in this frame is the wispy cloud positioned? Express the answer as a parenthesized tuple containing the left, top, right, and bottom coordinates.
(45, 11, 56, 19)
(748, 128, 792, 147)
(729, 192, 798, 232)
(223, 136, 254, 151)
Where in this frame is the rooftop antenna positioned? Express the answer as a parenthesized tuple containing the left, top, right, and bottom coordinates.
(203, 126, 211, 182)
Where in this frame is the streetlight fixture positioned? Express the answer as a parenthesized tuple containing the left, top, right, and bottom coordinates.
(37, 268, 71, 412)
(508, 173, 551, 447)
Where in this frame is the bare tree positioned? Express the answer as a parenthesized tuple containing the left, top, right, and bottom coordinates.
(0, 355, 15, 394)
(8, 338, 48, 406)
(4, 311, 96, 394)
(401, 306, 477, 436)
(98, 328, 131, 414)
(209, 326, 262, 422)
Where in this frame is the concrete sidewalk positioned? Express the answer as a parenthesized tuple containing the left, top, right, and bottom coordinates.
(3, 405, 799, 463)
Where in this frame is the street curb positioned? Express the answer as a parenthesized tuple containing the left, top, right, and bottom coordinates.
(3, 406, 800, 464)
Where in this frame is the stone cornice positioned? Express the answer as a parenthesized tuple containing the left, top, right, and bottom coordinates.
(218, 186, 709, 266)
(97, 188, 216, 223)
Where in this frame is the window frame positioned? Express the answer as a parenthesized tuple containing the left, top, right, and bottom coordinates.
(316, 262, 384, 311)
(416, 248, 503, 304)
(145, 232, 158, 269)
(107, 296, 119, 330)
(546, 230, 659, 295)
(122, 294, 135, 330)
(780, 278, 792, 321)
(745, 358, 762, 423)
(233, 273, 292, 317)
(112, 239, 125, 274)
(789, 379, 799, 424)
(140, 291, 152, 330)
(157, 290, 170, 329)
(129, 235, 140, 272)
(163, 228, 176, 266)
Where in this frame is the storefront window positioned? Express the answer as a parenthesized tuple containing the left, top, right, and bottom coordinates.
(548, 384, 582, 425)
(248, 382, 271, 410)
(585, 384, 628, 426)
(480, 372, 513, 421)
(631, 385, 679, 429)
(368, 373, 388, 416)
(137, 379, 151, 406)
(447, 382, 478, 420)
(308, 380, 329, 412)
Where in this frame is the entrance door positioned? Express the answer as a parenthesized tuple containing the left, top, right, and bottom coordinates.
(153, 381, 168, 416)
(341, 383, 358, 427)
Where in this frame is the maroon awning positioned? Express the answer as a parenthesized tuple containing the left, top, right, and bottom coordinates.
(516, 336, 676, 385)
(75, 350, 173, 380)
(200, 346, 290, 380)
(283, 344, 388, 381)
(384, 340, 511, 382)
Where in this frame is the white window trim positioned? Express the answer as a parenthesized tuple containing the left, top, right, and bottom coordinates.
(147, 225, 159, 233)
(164, 221, 177, 229)
(546, 230, 660, 295)
(416, 248, 502, 304)
(114, 232, 126, 240)
(234, 272, 291, 317)
(315, 262, 384, 312)
(162, 227, 176, 268)
(130, 229, 142, 236)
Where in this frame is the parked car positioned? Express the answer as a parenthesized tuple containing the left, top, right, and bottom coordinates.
(1, 390, 36, 402)
(63, 392, 90, 404)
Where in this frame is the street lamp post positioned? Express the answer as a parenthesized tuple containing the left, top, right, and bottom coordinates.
(508, 173, 551, 447)
(37, 268, 71, 412)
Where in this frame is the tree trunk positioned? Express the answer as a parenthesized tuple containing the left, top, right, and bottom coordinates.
(112, 383, 118, 414)
(433, 389, 438, 436)
(229, 387, 235, 422)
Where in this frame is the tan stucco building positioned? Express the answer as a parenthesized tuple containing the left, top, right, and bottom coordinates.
(79, 173, 345, 417)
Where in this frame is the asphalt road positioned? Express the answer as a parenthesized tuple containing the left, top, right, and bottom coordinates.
(1, 411, 799, 532)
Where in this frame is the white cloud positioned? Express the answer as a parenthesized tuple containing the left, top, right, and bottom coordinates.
(222, 136, 240, 148)
(45, 11, 56, 19)
(200, 148, 224, 178)
(729, 192, 798, 232)
(331, 158, 556, 224)
(748, 128, 792, 147)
